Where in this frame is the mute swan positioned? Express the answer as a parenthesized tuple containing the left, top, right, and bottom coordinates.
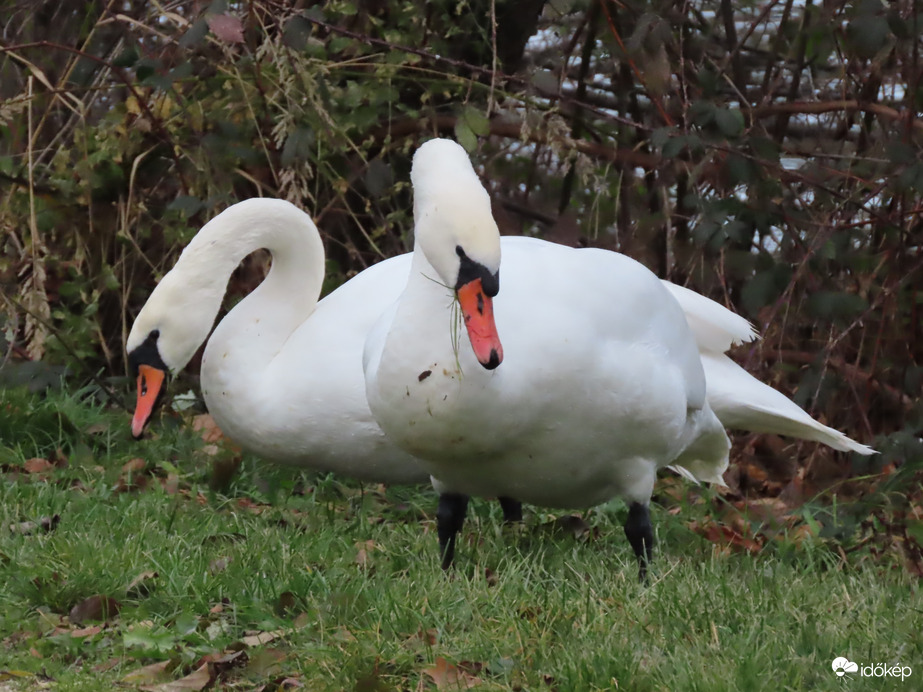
(363, 138, 874, 577)
(126, 198, 428, 484)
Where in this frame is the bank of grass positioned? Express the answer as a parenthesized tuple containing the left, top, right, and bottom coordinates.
(0, 387, 920, 691)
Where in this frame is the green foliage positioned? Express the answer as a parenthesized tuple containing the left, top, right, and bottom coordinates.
(1, 390, 921, 690)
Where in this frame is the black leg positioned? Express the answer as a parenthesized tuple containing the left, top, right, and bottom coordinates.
(624, 502, 654, 582)
(437, 492, 469, 569)
(498, 496, 522, 523)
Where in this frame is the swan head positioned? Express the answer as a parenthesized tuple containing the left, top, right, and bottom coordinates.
(411, 139, 503, 370)
(126, 267, 218, 438)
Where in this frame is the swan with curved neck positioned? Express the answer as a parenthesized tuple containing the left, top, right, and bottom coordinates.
(126, 198, 427, 483)
(127, 164, 872, 555)
(363, 139, 874, 576)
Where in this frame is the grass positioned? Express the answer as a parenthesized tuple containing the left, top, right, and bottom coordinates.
(1, 386, 920, 691)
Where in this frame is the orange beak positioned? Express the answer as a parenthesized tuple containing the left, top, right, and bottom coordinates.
(131, 364, 166, 439)
(456, 278, 503, 369)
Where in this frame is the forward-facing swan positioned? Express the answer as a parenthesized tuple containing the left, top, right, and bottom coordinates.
(363, 138, 874, 577)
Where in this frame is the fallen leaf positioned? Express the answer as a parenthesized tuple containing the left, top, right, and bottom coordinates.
(208, 556, 230, 574)
(162, 473, 180, 495)
(126, 570, 159, 597)
(192, 414, 224, 443)
(0, 670, 35, 682)
(543, 515, 592, 540)
(245, 648, 287, 677)
(117, 458, 150, 492)
(85, 421, 109, 435)
(275, 591, 298, 616)
(239, 628, 286, 648)
(69, 595, 121, 624)
(688, 519, 763, 554)
(9, 514, 60, 535)
(140, 662, 212, 691)
(23, 458, 54, 474)
(71, 625, 102, 638)
(402, 628, 438, 652)
(422, 657, 482, 690)
(205, 13, 245, 44)
(122, 457, 147, 474)
(355, 539, 377, 567)
(122, 660, 175, 685)
(29, 646, 42, 658)
(198, 649, 247, 675)
(93, 657, 121, 673)
(331, 625, 356, 643)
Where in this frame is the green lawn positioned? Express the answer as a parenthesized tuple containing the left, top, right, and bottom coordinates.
(1, 387, 920, 691)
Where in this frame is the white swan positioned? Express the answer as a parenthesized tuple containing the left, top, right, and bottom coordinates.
(126, 179, 871, 557)
(363, 138, 874, 576)
(126, 198, 426, 484)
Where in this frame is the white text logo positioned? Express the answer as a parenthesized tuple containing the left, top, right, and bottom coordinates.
(832, 657, 912, 681)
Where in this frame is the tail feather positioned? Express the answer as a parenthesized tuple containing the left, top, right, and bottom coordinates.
(661, 281, 758, 352)
(702, 353, 875, 455)
(663, 280, 875, 456)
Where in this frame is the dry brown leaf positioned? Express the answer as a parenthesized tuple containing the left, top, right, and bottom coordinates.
(355, 539, 377, 567)
(422, 657, 482, 690)
(330, 625, 356, 643)
(543, 514, 592, 540)
(126, 570, 159, 597)
(162, 473, 180, 495)
(140, 662, 212, 692)
(208, 556, 230, 574)
(93, 657, 121, 673)
(198, 649, 247, 675)
(121, 660, 174, 685)
(192, 414, 224, 443)
(205, 14, 244, 44)
(122, 458, 147, 474)
(23, 458, 54, 474)
(9, 514, 60, 535)
(240, 628, 286, 648)
(688, 519, 763, 555)
(245, 647, 287, 677)
(68, 595, 121, 624)
(117, 458, 150, 492)
(70, 625, 102, 638)
(402, 628, 438, 653)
